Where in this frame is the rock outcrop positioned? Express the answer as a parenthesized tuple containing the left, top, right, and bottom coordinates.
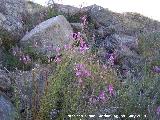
(0, 0, 26, 38)
(0, 95, 16, 120)
(54, 4, 80, 15)
(20, 15, 74, 57)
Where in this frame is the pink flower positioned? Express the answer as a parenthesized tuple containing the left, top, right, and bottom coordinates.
(92, 34, 95, 42)
(102, 65, 108, 69)
(12, 49, 17, 56)
(55, 47, 60, 53)
(79, 38, 85, 47)
(77, 32, 81, 39)
(76, 71, 81, 77)
(26, 55, 31, 62)
(98, 91, 106, 101)
(75, 64, 91, 78)
(108, 54, 114, 66)
(89, 96, 98, 104)
(22, 55, 27, 62)
(54, 56, 61, 63)
(64, 44, 71, 50)
(81, 15, 87, 26)
(71, 33, 78, 40)
(79, 44, 89, 53)
(156, 106, 160, 115)
(84, 70, 91, 77)
(78, 78, 83, 84)
(79, 46, 89, 53)
(153, 66, 160, 73)
(108, 84, 114, 96)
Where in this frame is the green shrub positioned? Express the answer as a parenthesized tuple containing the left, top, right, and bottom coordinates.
(37, 50, 118, 120)
(138, 32, 160, 57)
(138, 32, 160, 76)
(36, 46, 160, 120)
(0, 29, 16, 51)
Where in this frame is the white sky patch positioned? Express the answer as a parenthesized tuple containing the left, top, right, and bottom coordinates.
(29, 0, 160, 21)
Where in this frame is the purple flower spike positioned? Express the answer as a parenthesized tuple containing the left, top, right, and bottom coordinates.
(55, 47, 60, 53)
(89, 96, 98, 104)
(84, 70, 91, 77)
(108, 54, 114, 66)
(108, 84, 114, 96)
(98, 91, 106, 101)
(75, 63, 91, 78)
(153, 66, 160, 73)
(54, 56, 61, 63)
(64, 44, 71, 50)
(156, 106, 160, 115)
(76, 71, 81, 77)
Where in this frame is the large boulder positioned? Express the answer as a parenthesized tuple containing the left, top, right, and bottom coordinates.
(87, 5, 118, 27)
(54, 4, 80, 16)
(98, 33, 138, 54)
(0, 95, 16, 120)
(20, 15, 74, 57)
(0, 0, 26, 38)
(96, 33, 142, 79)
(85, 5, 160, 37)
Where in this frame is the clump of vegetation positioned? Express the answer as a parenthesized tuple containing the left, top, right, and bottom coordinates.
(138, 32, 160, 57)
(138, 32, 160, 76)
(2, 49, 32, 71)
(18, 10, 159, 120)
(0, 29, 32, 70)
(3, 2, 159, 119)
(37, 49, 118, 120)
(0, 29, 16, 51)
(36, 45, 160, 120)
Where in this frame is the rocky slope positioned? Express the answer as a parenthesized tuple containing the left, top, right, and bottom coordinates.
(0, 0, 160, 119)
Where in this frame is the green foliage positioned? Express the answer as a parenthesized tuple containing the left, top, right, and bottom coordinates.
(138, 32, 160, 75)
(23, 45, 53, 64)
(65, 13, 81, 23)
(0, 30, 16, 51)
(37, 50, 117, 120)
(35, 46, 160, 119)
(2, 50, 32, 71)
(138, 32, 160, 57)
(11, 84, 21, 120)
(45, 7, 59, 19)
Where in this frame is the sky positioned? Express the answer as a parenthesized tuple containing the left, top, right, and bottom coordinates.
(30, 0, 160, 21)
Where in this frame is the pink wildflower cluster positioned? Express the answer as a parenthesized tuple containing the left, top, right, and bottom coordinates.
(89, 84, 115, 104)
(89, 96, 99, 104)
(98, 91, 107, 102)
(156, 106, 160, 115)
(64, 44, 72, 51)
(153, 66, 160, 73)
(105, 52, 116, 66)
(89, 91, 107, 104)
(108, 84, 115, 96)
(80, 15, 88, 30)
(12, 46, 31, 64)
(108, 53, 115, 66)
(54, 47, 61, 63)
(74, 63, 91, 87)
(79, 42, 89, 53)
(19, 54, 31, 64)
(70, 32, 89, 53)
(74, 63, 91, 78)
